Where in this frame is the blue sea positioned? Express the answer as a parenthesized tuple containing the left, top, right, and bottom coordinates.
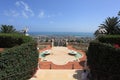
(29, 32, 94, 37)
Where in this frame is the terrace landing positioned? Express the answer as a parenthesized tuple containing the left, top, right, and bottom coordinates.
(30, 70, 83, 80)
(39, 46, 86, 69)
(30, 46, 87, 80)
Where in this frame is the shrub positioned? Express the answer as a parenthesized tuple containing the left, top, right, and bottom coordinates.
(98, 35, 120, 44)
(0, 41, 38, 80)
(87, 41, 120, 80)
(0, 33, 32, 48)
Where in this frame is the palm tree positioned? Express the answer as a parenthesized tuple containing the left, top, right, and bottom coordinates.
(101, 17, 120, 34)
(95, 17, 120, 37)
(0, 25, 16, 33)
(118, 11, 120, 16)
(94, 26, 107, 37)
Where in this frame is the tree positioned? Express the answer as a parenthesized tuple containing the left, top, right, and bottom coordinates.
(0, 25, 16, 33)
(102, 17, 120, 35)
(94, 17, 120, 37)
(118, 11, 120, 16)
(94, 26, 107, 37)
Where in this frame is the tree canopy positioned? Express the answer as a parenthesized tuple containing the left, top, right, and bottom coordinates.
(0, 25, 16, 33)
(94, 16, 120, 37)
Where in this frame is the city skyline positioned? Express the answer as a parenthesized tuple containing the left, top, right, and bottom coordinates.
(0, 0, 120, 32)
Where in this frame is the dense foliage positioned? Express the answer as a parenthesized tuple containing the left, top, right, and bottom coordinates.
(94, 17, 120, 37)
(89, 11, 120, 80)
(0, 25, 17, 33)
(98, 35, 120, 44)
(0, 33, 32, 48)
(0, 41, 38, 80)
(87, 40, 120, 80)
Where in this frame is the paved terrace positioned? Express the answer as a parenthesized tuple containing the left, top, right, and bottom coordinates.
(30, 70, 83, 80)
(44, 47, 76, 65)
(30, 46, 86, 80)
(39, 46, 86, 69)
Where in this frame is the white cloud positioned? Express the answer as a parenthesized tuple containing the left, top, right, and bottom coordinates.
(4, 10, 19, 17)
(38, 10, 58, 19)
(38, 11, 45, 18)
(46, 13, 62, 18)
(22, 11, 28, 18)
(15, 1, 34, 18)
(15, 1, 20, 6)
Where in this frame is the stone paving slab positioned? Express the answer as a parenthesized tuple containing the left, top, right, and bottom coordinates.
(43, 47, 77, 65)
(30, 70, 83, 80)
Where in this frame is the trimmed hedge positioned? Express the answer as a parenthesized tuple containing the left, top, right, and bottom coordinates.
(98, 35, 120, 44)
(0, 33, 32, 48)
(0, 41, 38, 80)
(87, 41, 120, 80)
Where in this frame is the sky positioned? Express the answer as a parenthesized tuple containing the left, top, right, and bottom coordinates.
(0, 0, 120, 32)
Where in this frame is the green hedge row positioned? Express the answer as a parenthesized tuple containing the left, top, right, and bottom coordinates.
(98, 35, 120, 44)
(0, 41, 39, 80)
(0, 33, 32, 48)
(87, 41, 120, 80)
